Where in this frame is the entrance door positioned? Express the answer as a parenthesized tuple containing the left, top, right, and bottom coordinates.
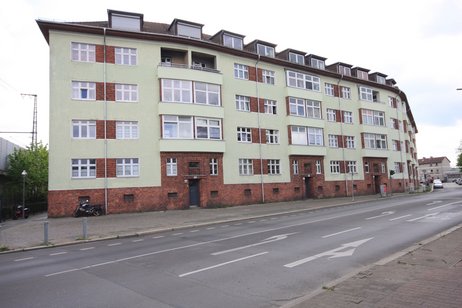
(188, 179, 200, 207)
(374, 175, 381, 194)
(304, 177, 311, 198)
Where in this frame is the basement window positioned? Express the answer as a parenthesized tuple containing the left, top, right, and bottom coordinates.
(123, 194, 134, 203)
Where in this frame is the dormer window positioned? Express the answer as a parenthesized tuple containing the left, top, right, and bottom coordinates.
(376, 75, 386, 84)
(223, 34, 243, 50)
(289, 52, 305, 65)
(339, 65, 351, 76)
(177, 23, 201, 39)
(257, 44, 275, 57)
(311, 58, 325, 70)
(108, 10, 143, 32)
(357, 71, 369, 80)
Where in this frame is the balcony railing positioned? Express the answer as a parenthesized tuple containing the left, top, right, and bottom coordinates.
(159, 62, 220, 74)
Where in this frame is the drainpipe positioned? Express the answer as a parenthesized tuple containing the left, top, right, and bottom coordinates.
(103, 28, 108, 215)
(336, 74, 348, 196)
(395, 90, 405, 192)
(255, 55, 265, 203)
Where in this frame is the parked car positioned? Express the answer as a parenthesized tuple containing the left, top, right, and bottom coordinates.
(433, 179, 443, 189)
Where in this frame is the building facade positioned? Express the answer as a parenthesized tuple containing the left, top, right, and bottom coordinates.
(37, 10, 419, 217)
(417, 156, 451, 182)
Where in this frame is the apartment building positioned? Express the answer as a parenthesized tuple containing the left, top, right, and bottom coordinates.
(37, 9, 419, 217)
(417, 156, 451, 182)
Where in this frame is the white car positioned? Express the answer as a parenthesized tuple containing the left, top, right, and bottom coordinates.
(433, 179, 443, 189)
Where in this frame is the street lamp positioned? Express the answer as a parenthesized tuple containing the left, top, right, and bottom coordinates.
(21, 170, 27, 219)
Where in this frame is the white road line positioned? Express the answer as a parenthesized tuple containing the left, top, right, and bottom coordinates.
(234, 223, 242, 226)
(50, 252, 67, 256)
(322, 227, 361, 238)
(172, 233, 183, 236)
(178, 252, 268, 278)
(152, 235, 164, 239)
(221, 225, 230, 228)
(190, 230, 199, 233)
(206, 227, 215, 230)
(45, 268, 79, 277)
(80, 247, 95, 251)
(132, 239, 144, 242)
(389, 214, 412, 221)
(248, 221, 256, 223)
(14, 257, 34, 262)
(108, 242, 122, 246)
(428, 201, 462, 211)
(407, 212, 439, 222)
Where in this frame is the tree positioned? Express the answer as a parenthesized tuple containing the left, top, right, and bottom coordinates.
(457, 141, 462, 172)
(7, 142, 48, 202)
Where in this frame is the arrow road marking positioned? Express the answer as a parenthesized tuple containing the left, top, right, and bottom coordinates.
(284, 237, 373, 268)
(212, 233, 297, 255)
(428, 200, 462, 211)
(365, 211, 395, 220)
(406, 212, 439, 222)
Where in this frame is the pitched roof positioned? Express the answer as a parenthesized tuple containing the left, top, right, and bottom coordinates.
(418, 156, 450, 165)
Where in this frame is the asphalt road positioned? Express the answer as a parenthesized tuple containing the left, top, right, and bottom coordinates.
(1, 187, 461, 307)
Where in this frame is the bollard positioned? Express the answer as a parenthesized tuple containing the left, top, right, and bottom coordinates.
(83, 217, 88, 240)
(44, 221, 49, 245)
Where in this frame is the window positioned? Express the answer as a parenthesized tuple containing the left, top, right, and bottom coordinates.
(194, 82, 220, 105)
(326, 109, 336, 122)
(223, 34, 243, 49)
(116, 158, 139, 177)
(381, 163, 386, 173)
(291, 126, 323, 146)
(306, 100, 321, 119)
(268, 159, 280, 175)
(257, 44, 275, 57)
(235, 95, 250, 111)
(328, 134, 338, 148)
(71, 159, 96, 178)
(364, 133, 387, 149)
(289, 97, 306, 116)
(234, 63, 249, 80)
(210, 158, 218, 175)
(72, 120, 96, 139)
(307, 127, 323, 146)
(291, 126, 307, 145)
(116, 84, 138, 102)
(262, 69, 275, 85)
(237, 127, 252, 142)
(330, 161, 341, 174)
(115, 47, 137, 65)
(177, 23, 201, 38)
(116, 121, 138, 139)
(162, 115, 193, 139)
(289, 52, 305, 65)
(195, 118, 221, 140)
(364, 161, 369, 173)
(376, 75, 386, 84)
(264, 99, 277, 114)
(343, 111, 353, 124)
(347, 161, 357, 174)
(372, 90, 380, 103)
(359, 86, 373, 101)
(239, 159, 253, 175)
(292, 160, 299, 175)
(362, 109, 385, 126)
(394, 162, 401, 174)
(71, 43, 95, 62)
(162, 79, 192, 103)
(286, 70, 320, 91)
(266, 129, 279, 144)
(311, 58, 325, 70)
(166, 158, 177, 176)
(392, 140, 400, 151)
(316, 160, 322, 174)
(339, 66, 351, 76)
(345, 136, 355, 149)
(72, 81, 96, 100)
(325, 83, 335, 96)
(357, 71, 369, 80)
(341, 86, 351, 99)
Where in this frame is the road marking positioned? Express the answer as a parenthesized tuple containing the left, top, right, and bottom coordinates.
(284, 238, 373, 268)
(152, 235, 164, 239)
(108, 242, 122, 246)
(365, 211, 395, 220)
(212, 233, 297, 255)
(234, 223, 242, 226)
(248, 221, 256, 223)
(45, 268, 80, 277)
(406, 212, 439, 222)
(428, 201, 462, 211)
(426, 200, 442, 206)
(172, 233, 183, 236)
(206, 227, 215, 230)
(14, 257, 34, 262)
(132, 239, 144, 242)
(50, 252, 67, 256)
(80, 247, 95, 251)
(322, 227, 361, 238)
(178, 252, 268, 278)
(389, 214, 412, 221)
(221, 225, 230, 228)
(260, 219, 268, 222)
(189, 229, 199, 233)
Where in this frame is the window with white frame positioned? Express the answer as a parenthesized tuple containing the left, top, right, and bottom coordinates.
(289, 97, 305, 116)
(341, 86, 351, 99)
(343, 111, 353, 124)
(116, 121, 138, 139)
(326, 109, 336, 122)
(291, 126, 307, 145)
(257, 44, 275, 57)
(325, 83, 335, 96)
(266, 129, 279, 144)
(210, 158, 218, 175)
(364, 133, 387, 149)
(235, 95, 250, 111)
(359, 86, 373, 101)
(392, 140, 399, 151)
(328, 134, 339, 148)
(291, 126, 323, 146)
(166, 158, 177, 176)
(234, 63, 249, 80)
(162, 79, 192, 103)
(71, 42, 95, 62)
(223, 34, 243, 49)
(239, 159, 253, 175)
(262, 69, 275, 85)
(364, 161, 370, 173)
(292, 160, 299, 175)
(115, 47, 137, 65)
(339, 66, 351, 76)
(264, 99, 277, 114)
(268, 159, 280, 175)
(394, 162, 401, 174)
(286, 70, 320, 91)
(162, 115, 193, 139)
(289, 52, 305, 65)
(72, 120, 96, 139)
(362, 109, 385, 126)
(116, 84, 138, 102)
(357, 70, 369, 80)
(116, 158, 139, 177)
(381, 163, 386, 173)
(330, 161, 341, 174)
(311, 58, 325, 70)
(177, 23, 201, 39)
(307, 127, 324, 146)
(72, 81, 96, 100)
(195, 118, 221, 140)
(347, 161, 357, 174)
(345, 136, 355, 149)
(316, 160, 322, 174)
(194, 82, 220, 105)
(237, 127, 252, 142)
(306, 100, 321, 119)
(71, 159, 96, 178)
(376, 75, 386, 84)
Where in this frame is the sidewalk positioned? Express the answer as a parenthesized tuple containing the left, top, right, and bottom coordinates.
(1, 191, 461, 307)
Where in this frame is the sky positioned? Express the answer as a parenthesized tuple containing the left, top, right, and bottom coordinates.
(1, 0, 462, 166)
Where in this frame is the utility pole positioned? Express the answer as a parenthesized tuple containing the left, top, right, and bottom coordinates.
(21, 93, 37, 147)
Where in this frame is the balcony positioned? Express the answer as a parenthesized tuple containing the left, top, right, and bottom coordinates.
(159, 62, 220, 74)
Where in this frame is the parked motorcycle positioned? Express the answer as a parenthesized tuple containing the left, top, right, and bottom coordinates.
(73, 200, 104, 217)
(13, 205, 30, 220)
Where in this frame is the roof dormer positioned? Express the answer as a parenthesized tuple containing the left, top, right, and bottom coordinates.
(168, 19, 203, 39)
(370, 72, 388, 84)
(209, 30, 245, 50)
(327, 62, 352, 76)
(352, 67, 370, 80)
(306, 54, 327, 70)
(277, 48, 306, 65)
(108, 9, 143, 31)
(245, 40, 277, 58)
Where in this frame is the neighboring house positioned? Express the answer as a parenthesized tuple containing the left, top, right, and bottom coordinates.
(37, 9, 419, 217)
(417, 156, 452, 182)
(0, 137, 23, 211)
